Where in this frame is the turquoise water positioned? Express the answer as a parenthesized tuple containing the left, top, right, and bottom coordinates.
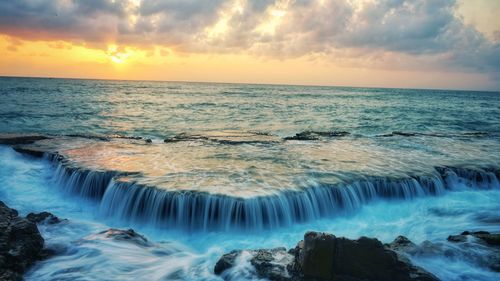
(1, 146, 499, 281)
(1, 77, 500, 280)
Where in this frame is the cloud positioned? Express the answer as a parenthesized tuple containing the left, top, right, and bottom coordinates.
(0, 0, 498, 74)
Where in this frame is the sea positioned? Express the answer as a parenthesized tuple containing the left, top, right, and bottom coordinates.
(0, 76, 499, 280)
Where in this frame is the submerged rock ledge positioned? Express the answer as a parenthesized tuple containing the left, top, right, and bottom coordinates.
(1, 134, 499, 231)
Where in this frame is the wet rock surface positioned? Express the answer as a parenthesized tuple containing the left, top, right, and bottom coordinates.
(283, 131, 350, 141)
(26, 212, 64, 225)
(215, 247, 294, 281)
(97, 228, 152, 247)
(0, 134, 51, 146)
(447, 231, 500, 246)
(0, 201, 46, 281)
(215, 231, 439, 281)
(388, 233, 500, 274)
(164, 131, 282, 145)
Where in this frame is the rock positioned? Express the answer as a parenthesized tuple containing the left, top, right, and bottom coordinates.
(215, 231, 438, 281)
(447, 234, 467, 243)
(145, 139, 153, 143)
(473, 233, 500, 246)
(448, 231, 500, 246)
(300, 232, 438, 281)
(296, 232, 336, 279)
(164, 131, 281, 145)
(214, 250, 239, 275)
(27, 212, 63, 225)
(387, 235, 417, 253)
(0, 201, 45, 280)
(215, 248, 294, 281)
(284, 131, 350, 141)
(394, 234, 500, 273)
(12, 146, 46, 158)
(0, 134, 50, 145)
(97, 228, 151, 247)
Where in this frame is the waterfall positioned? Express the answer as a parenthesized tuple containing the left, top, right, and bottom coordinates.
(44, 152, 500, 231)
(47, 153, 119, 199)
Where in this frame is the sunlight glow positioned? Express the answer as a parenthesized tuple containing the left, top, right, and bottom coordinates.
(255, 0, 289, 36)
(108, 45, 132, 64)
(206, 0, 245, 39)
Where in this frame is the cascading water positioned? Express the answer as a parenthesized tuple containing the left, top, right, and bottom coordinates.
(1, 78, 500, 280)
(43, 151, 500, 231)
(1, 145, 499, 281)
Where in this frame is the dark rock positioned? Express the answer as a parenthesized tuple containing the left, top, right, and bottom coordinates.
(65, 134, 110, 141)
(27, 212, 63, 225)
(447, 235, 467, 243)
(284, 131, 350, 141)
(387, 235, 418, 253)
(97, 228, 151, 247)
(215, 231, 438, 281)
(145, 139, 153, 143)
(214, 250, 239, 275)
(473, 233, 500, 246)
(164, 131, 281, 145)
(449, 231, 500, 246)
(0, 201, 45, 280)
(215, 248, 294, 281)
(12, 146, 46, 158)
(297, 232, 336, 279)
(461, 231, 490, 235)
(302, 232, 438, 281)
(0, 134, 50, 145)
(397, 235, 500, 273)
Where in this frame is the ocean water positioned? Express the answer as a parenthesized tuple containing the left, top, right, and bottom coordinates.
(0, 77, 499, 280)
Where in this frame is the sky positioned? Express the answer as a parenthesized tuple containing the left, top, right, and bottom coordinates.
(0, 0, 499, 91)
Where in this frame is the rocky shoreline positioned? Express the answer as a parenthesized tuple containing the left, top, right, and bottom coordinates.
(215, 231, 500, 281)
(0, 201, 61, 281)
(1, 199, 499, 281)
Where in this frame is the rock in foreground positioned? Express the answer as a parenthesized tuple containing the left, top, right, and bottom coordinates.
(215, 231, 439, 281)
(0, 202, 46, 281)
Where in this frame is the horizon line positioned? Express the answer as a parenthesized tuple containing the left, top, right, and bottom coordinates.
(1, 74, 498, 93)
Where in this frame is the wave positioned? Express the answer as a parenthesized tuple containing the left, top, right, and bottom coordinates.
(41, 151, 500, 231)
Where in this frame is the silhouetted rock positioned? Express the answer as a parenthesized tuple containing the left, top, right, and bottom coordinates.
(386, 235, 417, 253)
(0, 201, 45, 281)
(215, 231, 438, 281)
(448, 231, 500, 246)
(27, 212, 63, 225)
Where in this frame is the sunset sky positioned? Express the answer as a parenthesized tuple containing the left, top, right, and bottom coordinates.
(0, 0, 499, 91)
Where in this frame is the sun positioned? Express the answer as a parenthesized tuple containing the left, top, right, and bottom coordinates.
(110, 53, 129, 64)
(107, 44, 131, 64)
